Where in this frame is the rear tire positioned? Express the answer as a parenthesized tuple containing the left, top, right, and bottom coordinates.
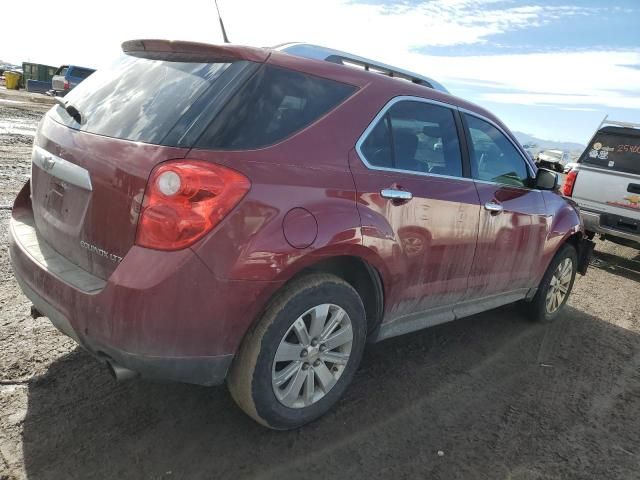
(525, 244, 577, 322)
(227, 273, 366, 430)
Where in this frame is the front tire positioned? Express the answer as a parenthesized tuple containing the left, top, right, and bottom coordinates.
(525, 244, 577, 322)
(227, 273, 367, 430)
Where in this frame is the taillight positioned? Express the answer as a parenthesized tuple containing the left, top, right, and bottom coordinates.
(135, 160, 250, 250)
(63, 79, 70, 90)
(562, 169, 578, 197)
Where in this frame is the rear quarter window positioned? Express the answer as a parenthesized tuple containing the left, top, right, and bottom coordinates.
(195, 65, 357, 150)
(581, 132, 640, 175)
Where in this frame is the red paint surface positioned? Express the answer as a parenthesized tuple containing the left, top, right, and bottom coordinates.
(468, 183, 548, 297)
(11, 42, 583, 364)
(282, 208, 318, 249)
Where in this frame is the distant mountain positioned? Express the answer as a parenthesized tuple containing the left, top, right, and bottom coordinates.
(513, 131, 586, 155)
(0, 60, 20, 71)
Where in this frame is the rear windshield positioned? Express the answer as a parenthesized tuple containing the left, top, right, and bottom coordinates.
(72, 67, 94, 79)
(56, 66, 69, 76)
(195, 65, 357, 150)
(581, 131, 640, 175)
(49, 56, 355, 149)
(49, 55, 239, 145)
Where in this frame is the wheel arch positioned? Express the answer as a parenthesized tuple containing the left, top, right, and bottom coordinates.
(536, 192, 584, 283)
(536, 227, 584, 286)
(563, 230, 584, 252)
(289, 255, 385, 340)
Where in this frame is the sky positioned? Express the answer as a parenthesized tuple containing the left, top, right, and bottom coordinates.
(2, 0, 639, 144)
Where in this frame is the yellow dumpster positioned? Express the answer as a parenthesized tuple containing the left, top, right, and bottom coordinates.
(4, 71, 21, 90)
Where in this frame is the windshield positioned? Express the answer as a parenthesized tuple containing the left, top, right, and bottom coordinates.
(49, 55, 238, 146)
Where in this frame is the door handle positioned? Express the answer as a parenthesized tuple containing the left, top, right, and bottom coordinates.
(628, 183, 640, 194)
(484, 201, 503, 213)
(381, 188, 413, 201)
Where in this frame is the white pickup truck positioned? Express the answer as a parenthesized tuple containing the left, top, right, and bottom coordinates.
(563, 118, 640, 248)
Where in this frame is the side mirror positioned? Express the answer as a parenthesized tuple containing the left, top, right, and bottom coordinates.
(534, 168, 559, 191)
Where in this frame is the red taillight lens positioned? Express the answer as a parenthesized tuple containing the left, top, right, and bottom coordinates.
(135, 160, 250, 250)
(562, 169, 578, 197)
(63, 80, 69, 90)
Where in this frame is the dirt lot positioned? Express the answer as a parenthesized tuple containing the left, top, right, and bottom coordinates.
(0, 102, 639, 480)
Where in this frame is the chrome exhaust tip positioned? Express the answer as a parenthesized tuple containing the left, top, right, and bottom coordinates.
(106, 361, 138, 382)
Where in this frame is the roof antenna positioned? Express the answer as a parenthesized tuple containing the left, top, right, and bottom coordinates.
(214, 0, 230, 43)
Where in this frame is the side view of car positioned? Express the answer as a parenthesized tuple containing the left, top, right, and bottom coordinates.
(48, 64, 95, 96)
(536, 149, 570, 172)
(564, 117, 640, 249)
(10, 39, 593, 429)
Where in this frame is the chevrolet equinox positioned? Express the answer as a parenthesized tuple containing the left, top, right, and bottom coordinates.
(9, 39, 594, 429)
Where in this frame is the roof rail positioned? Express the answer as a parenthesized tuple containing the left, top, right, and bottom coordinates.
(274, 43, 449, 94)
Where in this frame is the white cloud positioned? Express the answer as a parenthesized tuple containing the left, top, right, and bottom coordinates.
(481, 92, 640, 109)
(417, 50, 640, 109)
(1, 0, 597, 66)
(218, 0, 596, 56)
(1, 0, 637, 119)
(215, 0, 639, 111)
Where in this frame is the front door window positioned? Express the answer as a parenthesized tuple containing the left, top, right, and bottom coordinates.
(465, 114, 530, 188)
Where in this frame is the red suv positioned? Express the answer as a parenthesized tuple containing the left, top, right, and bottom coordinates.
(9, 39, 593, 429)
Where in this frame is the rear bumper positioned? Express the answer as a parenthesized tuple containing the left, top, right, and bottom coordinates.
(9, 183, 281, 386)
(13, 273, 233, 385)
(581, 209, 640, 244)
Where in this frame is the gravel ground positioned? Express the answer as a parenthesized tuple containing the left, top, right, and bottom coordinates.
(0, 103, 639, 480)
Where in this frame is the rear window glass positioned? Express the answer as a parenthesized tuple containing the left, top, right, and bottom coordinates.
(581, 132, 640, 175)
(72, 68, 94, 79)
(195, 65, 356, 150)
(49, 55, 236, 145)
(56, 66, 69, 76)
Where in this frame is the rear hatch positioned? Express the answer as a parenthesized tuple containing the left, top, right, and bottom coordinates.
(573, 126, 640, 221)
(30, 43, 264, 280)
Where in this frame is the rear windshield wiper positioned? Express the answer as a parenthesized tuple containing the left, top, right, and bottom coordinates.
(53, 97, 82, 124)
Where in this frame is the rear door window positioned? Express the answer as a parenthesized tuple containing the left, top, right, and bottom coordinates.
(360, 100, 463, 177)
(581, 132, 640, 175)
(361, 115, 393, 168)
(195, 65, 356, 150)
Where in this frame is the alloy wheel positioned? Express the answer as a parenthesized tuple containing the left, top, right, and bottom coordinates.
(546, 258, 573, 314)
(272, 304, 353, 408)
